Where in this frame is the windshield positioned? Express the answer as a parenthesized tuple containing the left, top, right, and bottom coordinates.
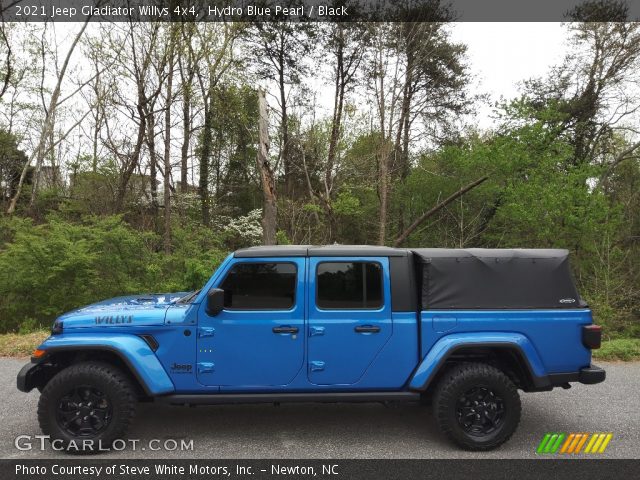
(176, 289, 201, 304)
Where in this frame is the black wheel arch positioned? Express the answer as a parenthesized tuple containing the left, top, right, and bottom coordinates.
(24, 348, 150, 398)
(417, 344, 539, 392)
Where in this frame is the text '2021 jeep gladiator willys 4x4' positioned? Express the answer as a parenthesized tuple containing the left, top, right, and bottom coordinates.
(17, 246, 605, 452)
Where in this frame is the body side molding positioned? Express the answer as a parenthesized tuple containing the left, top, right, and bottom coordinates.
(159, 391, 421, 405)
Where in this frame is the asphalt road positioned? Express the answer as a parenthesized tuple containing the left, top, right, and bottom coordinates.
(1, 358, 637, 459)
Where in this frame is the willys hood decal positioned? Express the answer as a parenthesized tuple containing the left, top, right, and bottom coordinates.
(57, 292, 190, 328)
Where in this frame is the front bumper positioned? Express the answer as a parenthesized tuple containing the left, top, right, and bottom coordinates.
(16, 360, 53, 393)
(17, 361, 36, 392)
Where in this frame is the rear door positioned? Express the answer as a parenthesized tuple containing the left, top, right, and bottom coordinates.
(197, 257, 305, 387)
(307, 257, 392, 385)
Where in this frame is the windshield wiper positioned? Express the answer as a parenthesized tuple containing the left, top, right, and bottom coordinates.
(177, 289, 200, 304)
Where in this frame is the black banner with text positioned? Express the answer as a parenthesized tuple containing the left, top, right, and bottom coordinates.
(3, 459, 639, 480)
(2, 0, 640, 22)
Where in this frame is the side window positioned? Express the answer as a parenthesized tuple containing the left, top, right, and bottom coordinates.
(220, 263, 297, 310)
(316, 262, 383, 310)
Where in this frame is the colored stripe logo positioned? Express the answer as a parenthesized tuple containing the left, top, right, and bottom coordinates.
(536, 433, 612, 454)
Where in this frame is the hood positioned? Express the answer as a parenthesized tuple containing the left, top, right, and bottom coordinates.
(57, 292, 189, 329)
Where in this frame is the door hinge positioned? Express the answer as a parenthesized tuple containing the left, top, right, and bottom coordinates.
(309, 361, 325, 372)
(309, 326, 325, 337)
(197, 362, 215, 374)
(198, 327, 215, 338)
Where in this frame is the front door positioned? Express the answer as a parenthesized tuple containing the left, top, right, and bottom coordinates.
(197, 257, 305, 387)
(307, 257, 392, 385)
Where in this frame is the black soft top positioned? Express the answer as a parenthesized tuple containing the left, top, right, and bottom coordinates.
(233, 245, 584, 311)
(235, 245, 408, 257)
(413, 248, 584, 310)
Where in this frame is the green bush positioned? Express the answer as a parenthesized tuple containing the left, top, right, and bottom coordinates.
(0, 215, 227, 333)
(18, 318, 41, 334)
(593, 339, 640, 361)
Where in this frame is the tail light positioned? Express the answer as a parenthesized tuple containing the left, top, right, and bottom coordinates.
(582, 324, 602, 349)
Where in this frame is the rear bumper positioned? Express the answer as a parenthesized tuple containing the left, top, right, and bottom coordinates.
(578, 364, 606, 384)
(543, 364, 606, 389)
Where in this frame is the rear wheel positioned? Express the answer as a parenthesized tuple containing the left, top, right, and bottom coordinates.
(38, 361, 137, 454)
(432, 362, 521, 451)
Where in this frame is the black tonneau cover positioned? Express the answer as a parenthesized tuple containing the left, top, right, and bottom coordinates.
(412, 248, 584, 310)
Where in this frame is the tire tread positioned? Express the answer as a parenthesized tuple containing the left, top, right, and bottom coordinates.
(37, 361, 136, 454)
(433, 362, 521, 451)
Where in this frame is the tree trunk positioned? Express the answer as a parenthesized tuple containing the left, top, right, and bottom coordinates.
(323, 33, 345, 243)
(278, 45, 291, 198)
(397, 53, 413, 179)
(199, 95, 213, 226)
(375, 44, 390, 246)
(91, 56, 101, 173)
(115, 99, 146, 213)
(257, 89, 277, 245)
(181, 85, 190, 193)
(92, 112, 99, 173)
(163, 31, 175, 254)
(178, 23, 197, 194)
(377, 141, 391, 246)
(326, 32, 344, 193)
(145, 106, 159, 226)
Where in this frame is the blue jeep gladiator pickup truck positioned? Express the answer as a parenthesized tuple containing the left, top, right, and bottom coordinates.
(17, 246, 604, 452)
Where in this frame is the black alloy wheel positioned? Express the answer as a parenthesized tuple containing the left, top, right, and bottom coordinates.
(56, 385, 112, 437)
(38, 361, 137, 454)
(433, 362, 521, 451)
(455, 386, 505, 436)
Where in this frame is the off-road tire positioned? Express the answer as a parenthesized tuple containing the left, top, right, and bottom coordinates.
(38, 361, 137, 454)
(432, 362, 521, 451)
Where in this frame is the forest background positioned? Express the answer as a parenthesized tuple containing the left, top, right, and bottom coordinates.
(0, 2, 637, 360)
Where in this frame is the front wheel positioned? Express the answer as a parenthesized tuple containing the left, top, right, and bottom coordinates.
(38, 361, 137, 454)
(432, 362, 521, 451)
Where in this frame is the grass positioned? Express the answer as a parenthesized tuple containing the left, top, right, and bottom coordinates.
(593, 338, 640, 361)
(0, 331, 637, 361)
(0, 330, 49, 357)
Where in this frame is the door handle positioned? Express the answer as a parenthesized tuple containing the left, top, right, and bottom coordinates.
(309, 360, 325, 372)
(198, 327, 215, 338)
(354, 325, 381, 333)
(309, 326, 325, 337)
(272, 326, 299, 334)
(197, 362, 215, 374)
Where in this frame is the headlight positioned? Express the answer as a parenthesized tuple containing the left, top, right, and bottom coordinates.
(51, 320, 63, 335)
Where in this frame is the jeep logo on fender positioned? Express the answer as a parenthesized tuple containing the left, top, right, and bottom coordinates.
(171, 363, 193, 373)
(94, 315, 133, 325)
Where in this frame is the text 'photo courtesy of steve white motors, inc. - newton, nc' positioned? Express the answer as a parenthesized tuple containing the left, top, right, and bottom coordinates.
(14, 3, 349, 20)
(14, 462, 338, 477)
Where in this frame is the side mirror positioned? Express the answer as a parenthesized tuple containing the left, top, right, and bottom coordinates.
(206, 288, 225, 316)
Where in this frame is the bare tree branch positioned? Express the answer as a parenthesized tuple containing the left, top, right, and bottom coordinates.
(393, 175, 489, 247)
